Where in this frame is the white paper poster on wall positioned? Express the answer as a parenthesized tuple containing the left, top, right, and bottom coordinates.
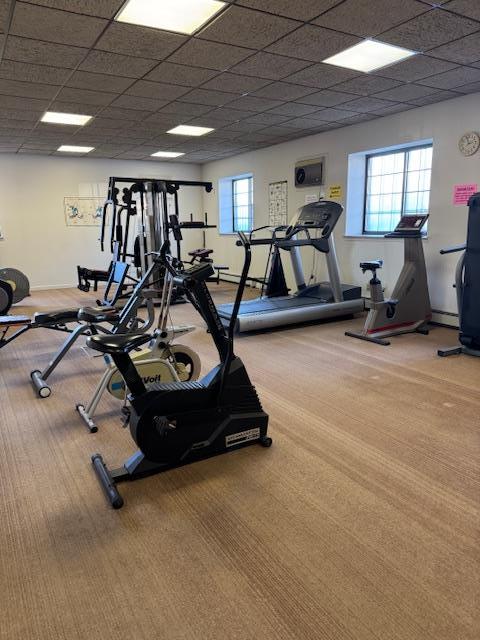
(64, 197, 104, 226)
(268, 180, 288, 227)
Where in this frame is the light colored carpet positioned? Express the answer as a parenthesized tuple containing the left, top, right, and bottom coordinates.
(0, 285, 478, 640)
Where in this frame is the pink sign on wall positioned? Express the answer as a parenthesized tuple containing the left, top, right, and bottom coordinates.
(453, 183, 478, 206)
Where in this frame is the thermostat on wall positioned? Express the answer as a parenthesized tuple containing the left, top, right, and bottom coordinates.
(295, 157, 325, 187)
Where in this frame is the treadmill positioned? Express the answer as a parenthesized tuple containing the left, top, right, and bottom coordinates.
(218, 200, 364, 332)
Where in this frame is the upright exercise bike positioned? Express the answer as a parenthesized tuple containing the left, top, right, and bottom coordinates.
(438, 192, 480, 358)
(346, 214, 431, 345)
(88, 231, 271, 509)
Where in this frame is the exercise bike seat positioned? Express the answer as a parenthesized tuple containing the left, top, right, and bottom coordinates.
(189, 248, 213, 259)
(34, 307, 82, 325)
(360, 260, 383, 272)
(87, 332, 151, 354)
(77, 306, 119, 324)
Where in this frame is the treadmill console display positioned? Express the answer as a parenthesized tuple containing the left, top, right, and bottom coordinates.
(292, 200, 343, 230)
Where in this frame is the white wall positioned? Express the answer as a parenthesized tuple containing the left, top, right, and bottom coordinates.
(0, 154, 205, 289)
(202, 92, 480, 322)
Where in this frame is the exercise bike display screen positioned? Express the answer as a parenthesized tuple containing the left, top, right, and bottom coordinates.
(394, 214, 428, 231)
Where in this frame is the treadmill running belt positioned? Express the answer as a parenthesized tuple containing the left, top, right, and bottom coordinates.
(219, 295, 328, 316)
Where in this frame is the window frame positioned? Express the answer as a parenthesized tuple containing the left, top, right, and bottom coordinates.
(362, 143, 432, 236)
(231, 175, 253, 233)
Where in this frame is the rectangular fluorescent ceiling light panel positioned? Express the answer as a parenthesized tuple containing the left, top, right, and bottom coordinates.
(167, 125, 214, 137)
(57, 145, 94, 153)
(151, 151, 185, 158)
(42, 111, 92, 126)
(116, 0, 225, 35)
(323, 39, 417, 73)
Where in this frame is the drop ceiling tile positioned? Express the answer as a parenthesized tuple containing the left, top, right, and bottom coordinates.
(109, 94, 168, 111)
(374, 83, 437, 100)
(281, 116, 329, 129)
(223, 95, 285, 112)
(201, 73, 271, 95)
(66, 71, 135, 93)
(221, 120, 269, 133)
(49, 101, 102, 115)
(444, 0, 480, 20)
(286, 63, 359, 88)
(0, 79, 59, 100)
(198, 5, 299, 49)
(10, 2, 108, 47)
(427, 33, 480, 63)
(267, 25, 360, 63)
(375, 55, 458, 81)
(185, 115, 240, 128)
(126, 80, 190, 101)
(242, 112, 291, 125)
(339, 113, 378, 125)
(373, 103, 414, 115)
(208, 107, 252, 121)
(26, 1, 124, 19)
(0, 60, 70, 85)
(379, 10, 479, 51)
(156, 102, 214, 117)
(341, 96, 398, 112)
(236, 0, 343, 20)
(84, 121, 135, 134)
(21, 142, 58, 150)
(332, 75, 403, 96)
(472, 60, 480, 68)
(100, 106, 153, 121)
(258, 125, 299, 136)
(169, 39, 255, 71)
(56, 87, 115, 105)
(405, 89, 461, 105)
(115, 151, 150, 160)
(18, 148, 49, 154)
(0, 119, 35, 130)
(313, 0, 428, 37)
(296, 89, 358, 106)
(417, 64, 480, 88)
(180, 151, 215, 161)
(4, 36, 88, 69)
(96, 22, 187, 60)
(267, 102, 320, 116)
(312, 107, 359, 121)
(79, 50, 158, 79)
(230, 52, 311, 81)
(199, 129, 243, 140)
(177, 88, 235, 107)
(455, 79, 480, 93)
(252, 82, 317, 101)
(146, 62, 217, 87)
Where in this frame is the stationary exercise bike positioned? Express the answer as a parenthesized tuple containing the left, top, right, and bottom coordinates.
(76, 266, 201, 432)
(346, 214, 431, 345)
(438, 192, 480, 358)
(88, 228, 271, 509)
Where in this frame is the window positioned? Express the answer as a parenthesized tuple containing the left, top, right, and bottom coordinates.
(364, 145, 432, 234)
(219, 173, 254, 234)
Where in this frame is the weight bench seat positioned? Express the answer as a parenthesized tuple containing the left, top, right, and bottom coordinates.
(34, 308, 82, 325)
(87, 332, 151, 354)
(77, 306, 119, 324)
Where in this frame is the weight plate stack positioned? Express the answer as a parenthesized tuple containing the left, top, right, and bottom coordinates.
(0, 280, 13, 314)
(0, 268, 30, 303)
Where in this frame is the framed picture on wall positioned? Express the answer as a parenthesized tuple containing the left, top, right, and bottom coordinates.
(64, 197, 104, 227)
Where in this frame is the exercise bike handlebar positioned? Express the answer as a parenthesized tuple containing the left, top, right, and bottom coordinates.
(440, 244, 466, 255)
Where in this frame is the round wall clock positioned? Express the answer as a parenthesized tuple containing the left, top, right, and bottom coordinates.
(458, 131, 480, 156)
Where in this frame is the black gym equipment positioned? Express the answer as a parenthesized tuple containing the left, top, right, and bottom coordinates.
(0, 267, 30, 314)
(89, 220, 271, 509)
(438, 192, 480, 358)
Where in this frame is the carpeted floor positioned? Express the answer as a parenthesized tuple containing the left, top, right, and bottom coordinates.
(0, 284, 478, 640)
